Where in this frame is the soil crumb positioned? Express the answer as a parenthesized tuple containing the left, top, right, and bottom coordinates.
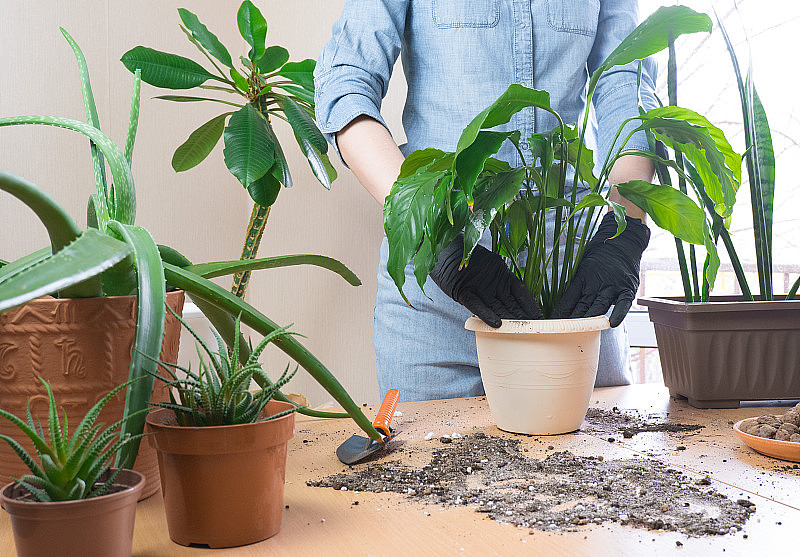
(309, 433, 752, 536)
(584, 407, 704, 438)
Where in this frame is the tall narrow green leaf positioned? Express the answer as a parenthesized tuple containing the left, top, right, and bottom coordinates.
(121, 46, 218, 89)
(750, 84, 775, 262)
(178, 8, 233, 67)
(186, 254, 361, 285)
(125, 69, 141, 166)
(223, 105, 275, 187)
(237, 1, 267, 61)
(172, 113, 231, 172)
(60, 28, 108, 214)
(107, 223, 165, 469)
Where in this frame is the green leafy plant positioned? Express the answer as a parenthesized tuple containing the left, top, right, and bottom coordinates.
(0, 29, 384, 467)
(121, 1, 334, 298)
(383, 6, 741, 315)
(651, 9, 798, 301)
(0, 378, 145, 502)
(150, 309, 298, 427)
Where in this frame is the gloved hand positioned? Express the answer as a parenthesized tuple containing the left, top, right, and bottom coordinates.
(430, 235, 542, 328)
(553, 212, 650, 327)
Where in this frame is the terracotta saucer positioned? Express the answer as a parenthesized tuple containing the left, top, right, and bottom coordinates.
(733, 419, 800, 462)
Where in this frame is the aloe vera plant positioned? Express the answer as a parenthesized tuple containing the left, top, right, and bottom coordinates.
(652, 9, 798, 301)
(0, 29, 383, 469)
(0, 378, 144, 502)
(121, 1, 333, 299)
(150, 309, 298, 427)
(384, 6, 740, 315)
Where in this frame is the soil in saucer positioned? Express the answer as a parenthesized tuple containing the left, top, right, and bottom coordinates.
(309, 433, 754, 536)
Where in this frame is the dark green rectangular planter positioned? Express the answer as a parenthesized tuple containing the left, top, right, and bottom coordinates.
(638, 296, 800, 408)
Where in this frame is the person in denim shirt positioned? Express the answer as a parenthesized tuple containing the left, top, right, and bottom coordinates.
(315, 0, 658, 401)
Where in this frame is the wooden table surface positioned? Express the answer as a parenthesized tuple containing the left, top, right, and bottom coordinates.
(2, 385, 798, 556)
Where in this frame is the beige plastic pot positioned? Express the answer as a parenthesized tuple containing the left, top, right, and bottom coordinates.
(465, 316, 609, 435)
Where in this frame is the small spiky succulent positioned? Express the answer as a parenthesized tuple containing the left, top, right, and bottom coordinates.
(151, 308, 297, 427)
(0, 378, 145, 502)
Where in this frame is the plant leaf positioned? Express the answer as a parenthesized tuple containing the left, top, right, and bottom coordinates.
(230, 68, 249, 93)
(455, 130, 519, 198)
(125, 69, 141, 166)
(258, 45, 289, 73)
(186, 254, 361, 286)
(153, 95, 243, 108)
(264, 120, 292, 187)
(223, 105, 275, 187)
(278, 59, 316, 91)
(178, 8, 233, 67)
(237, 0, 267, 61)
(247, 171, 281, 207)
(296, 136, 335, 189)
(121, 46, 217, 89)
(172, 113, 230, 172)
(283, 97, 326, 153)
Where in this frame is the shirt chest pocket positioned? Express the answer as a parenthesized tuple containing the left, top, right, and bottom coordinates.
(546, 0, 600, 36)
(432, 0, 500, 28)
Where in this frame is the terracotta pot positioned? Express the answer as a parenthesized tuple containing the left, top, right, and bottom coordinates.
(0, 468, 144, 557)
(639, 296, 800, 408)
(465, 316, 609, 434)
(0, 290, 185, 499)
(146, 401, 295, 548)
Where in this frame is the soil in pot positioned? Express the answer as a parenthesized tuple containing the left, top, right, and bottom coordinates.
(146, 401, 295, 548)
(1, 469, 144, 557)
(0, 290, 185, 499)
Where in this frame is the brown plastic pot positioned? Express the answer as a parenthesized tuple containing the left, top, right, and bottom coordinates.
(0, 469, 144, 557)
(639, 296, 800, 408)
(0, 290, 184, 500)
(146, 401, 295, 548)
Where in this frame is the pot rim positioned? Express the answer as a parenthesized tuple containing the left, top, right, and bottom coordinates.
(145, 401, 296, 432)
(0, 468, 144, 509)
(465, 315, 609, 334)
(638, 295, 800, 313)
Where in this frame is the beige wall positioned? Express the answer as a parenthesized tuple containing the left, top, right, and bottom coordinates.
(0, 1, 407, 406)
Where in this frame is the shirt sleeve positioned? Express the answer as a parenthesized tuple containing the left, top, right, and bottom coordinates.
(314, 0, 409, 163)
(588, 0, 659, 163)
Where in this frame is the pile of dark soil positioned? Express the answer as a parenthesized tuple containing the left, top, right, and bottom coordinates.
(309, 433, 754, 536)
(583, 407, 704, 439)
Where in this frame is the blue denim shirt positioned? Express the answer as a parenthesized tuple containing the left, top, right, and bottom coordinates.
(314, 0, 656, 169)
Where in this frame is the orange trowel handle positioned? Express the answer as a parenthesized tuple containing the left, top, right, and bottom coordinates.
(373, 389, 400, 438)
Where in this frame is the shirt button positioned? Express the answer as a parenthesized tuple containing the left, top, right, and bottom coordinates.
(520, 141, 530, 151)
(519, 21, 527, 29)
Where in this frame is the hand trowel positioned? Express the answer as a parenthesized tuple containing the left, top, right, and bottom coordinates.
(336, 389, 399, 464)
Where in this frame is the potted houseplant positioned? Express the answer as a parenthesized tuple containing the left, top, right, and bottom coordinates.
(145, 311, 297, 548)
(383, 6, 738, 434)
(638, 13, 800, 408)
(121, 1, 335, 299)
(0, 377, 145, 557)
(0, 28, 384, 494)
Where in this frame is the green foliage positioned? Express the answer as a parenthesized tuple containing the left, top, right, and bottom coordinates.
(0, 28, 384, 464)
(384, 6, 737, 314)
(150, 309, 298, 427)
(0, 378, 145, 502)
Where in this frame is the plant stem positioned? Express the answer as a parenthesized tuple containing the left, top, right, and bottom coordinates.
(231, 203, 271, 299)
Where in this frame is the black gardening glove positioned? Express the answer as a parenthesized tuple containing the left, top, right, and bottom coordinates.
(553, 212, 650, 327)
(430, 235, 543, 328)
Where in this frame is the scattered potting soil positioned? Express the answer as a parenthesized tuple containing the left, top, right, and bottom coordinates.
(309, 432, 754, 536)
(583, 407, 704, 439)
(738, 403, 800, 442)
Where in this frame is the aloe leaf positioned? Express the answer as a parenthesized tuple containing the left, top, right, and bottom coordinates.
(186, 254, 361, 286)
(278, 59, 316, 91)
(0, 172, 81, 252)
(172, 113, 231, 172)
(0, 434, 45, 478)
(106, 223, 166, 469)
(0, 409, 55, 459)
(223, 105, 275, 187)
(0, 115, 135, 224)
(60, 28, 109, 212)
(0, 247, 48, 283)
(0, 230, 130, 312)
(283, 97, 326, 153)
(154, 95, 243, 108)
(237, 1, 267, 61)
(258, 45, 289, 73)
(121, 46, 219, 89)
(162, 263, 382, 441)
(124, 69, 141, 166)
(178, 8, 233, 68)
(599, 6, 712, 73)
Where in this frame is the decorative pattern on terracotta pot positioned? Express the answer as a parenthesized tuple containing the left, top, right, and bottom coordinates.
(0, 291, 185, 499)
